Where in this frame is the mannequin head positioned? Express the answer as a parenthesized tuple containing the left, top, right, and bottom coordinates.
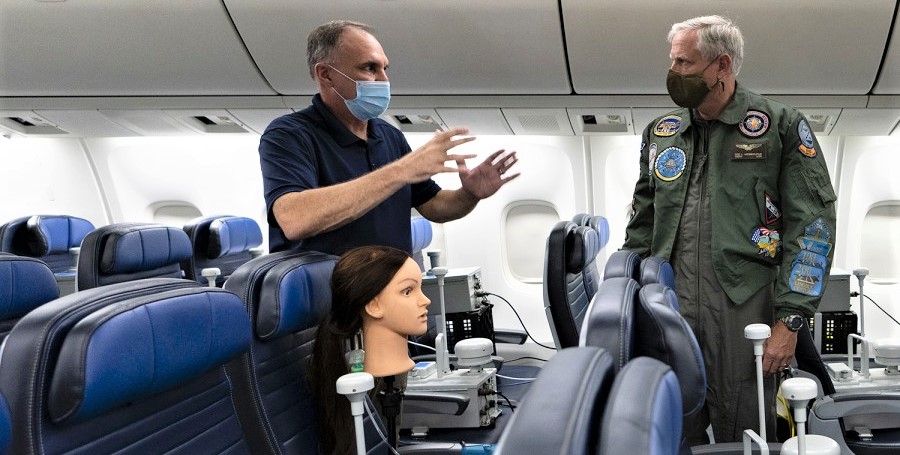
(311, 245, 427, 454)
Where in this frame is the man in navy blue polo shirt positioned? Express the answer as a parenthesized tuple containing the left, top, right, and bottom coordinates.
(259, 20, 519, 255)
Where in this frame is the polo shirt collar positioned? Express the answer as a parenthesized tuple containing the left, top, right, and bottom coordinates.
(311, 94, 384, 147)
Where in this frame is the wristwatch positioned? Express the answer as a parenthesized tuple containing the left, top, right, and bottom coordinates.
(780, 314, 804, 332)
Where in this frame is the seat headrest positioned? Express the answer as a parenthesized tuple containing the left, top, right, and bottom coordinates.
(207, 216, 263, 259)
(410, 217, 432, 253)
(25, 215, 94, 256)
(566, 226, 600, 273)
(0, 255, 59, 318)
(495, 346, 615, 455)
(636, 283, 706, 418)
(640, 256, 676, 289)
(578, 277, 640, 371)
(599, 357, 682, 455)
(256, 256, 336, 341)
(570, 214, 610, 250)
(571, 213, 591, 226)
(603, 249, 641, 280)
(99, 225, 192, 274)
(47, 288, 250, 424)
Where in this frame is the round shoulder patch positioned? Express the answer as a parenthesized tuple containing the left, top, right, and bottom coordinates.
(654, 115, 682, 137)
(654, 147, 686, 182)
(798, 119, 814, 148)
(739, 110, 769, 138)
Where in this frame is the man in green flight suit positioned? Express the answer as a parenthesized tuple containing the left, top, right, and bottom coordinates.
(623, 15, 837, 444)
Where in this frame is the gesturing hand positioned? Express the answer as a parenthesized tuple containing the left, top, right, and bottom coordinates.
(402, 127, 477, 183)
(458, 149, 520, 200)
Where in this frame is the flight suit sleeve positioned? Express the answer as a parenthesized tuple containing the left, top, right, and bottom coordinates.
(774, 112, 837, 319)
(622, 126, 655, 258)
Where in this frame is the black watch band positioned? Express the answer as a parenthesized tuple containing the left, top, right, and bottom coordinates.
(780, 314, 804, 332)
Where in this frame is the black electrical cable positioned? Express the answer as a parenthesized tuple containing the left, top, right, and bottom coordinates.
(496, 391, 516, 412)
(479, 291, 557, 350)
(504, 356, 548, 364)
(861, 293, 900, 327)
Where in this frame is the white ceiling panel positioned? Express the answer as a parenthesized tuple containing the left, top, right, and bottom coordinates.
(830, 108, 900, 136)
(0, 0, 274, 96)
(224, 0, 570, 95)
(563, 0, 896, 95)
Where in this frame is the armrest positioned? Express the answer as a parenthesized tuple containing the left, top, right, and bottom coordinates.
(494, 329, 527, 345)
(813, 392, 900, 420)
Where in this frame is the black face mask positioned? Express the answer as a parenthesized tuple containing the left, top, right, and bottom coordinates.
(666, 57, 719, 108)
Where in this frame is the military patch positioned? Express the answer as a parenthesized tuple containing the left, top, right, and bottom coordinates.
(796, 250, 828, 269)
(739, 110, 770, 138)
(799, 144, 817, 158)
(797, 236, 832, 256)
(798, 119, 815, 148)
(803, 217, 831, 242)
(732, 143, 768, 160)
(751, 227, 781, 259)
(764, 193, 781, 225)
(654, 146, 686, 182)
(789, 263, 825, 296)
(653, 115, 682, 137)
(648, 143, 658, 175)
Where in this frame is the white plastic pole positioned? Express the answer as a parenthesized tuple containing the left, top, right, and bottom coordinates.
(745, 323, 771, 441)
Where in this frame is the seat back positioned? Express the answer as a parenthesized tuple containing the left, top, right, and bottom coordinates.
(640, 256, 676, 290)
(410, 216, 433, 271)
(77, 222, 192, 290)
(0, 392, 9, 455)
(0, 278, 252, 455)
(182, 215, 263, 287)
(599, 357, 683, 455)
(635, 283, 706, 422)
(223, 251, 389, 455)
(0, 215, 94, 274)
(0, 254, 59, 340)
(578, 276, 641, 372)
(495, 346, 616, 455)
(544, 221, 603, 348)
(603, 249, 641, 280)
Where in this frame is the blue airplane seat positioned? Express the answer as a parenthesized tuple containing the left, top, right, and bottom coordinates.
(0, 253, 59, 340)
(410, 216, 433, 271)
(0, 215, 94, 275)
(603, 249, 641, 280)
(640, 255, 677, 290)
(182, 215, 263, 287)
(599, 357, 683, 455)
(0, 391, 9, 455)
(76, 222, 193, 291)
(635, 283, 706, 451)
(0, 277, 253, 454)
(544, 220, 603, 348)
(578, 276, 640, 372)
(223, 250, 394, 455)
(494, 346, 616, 455)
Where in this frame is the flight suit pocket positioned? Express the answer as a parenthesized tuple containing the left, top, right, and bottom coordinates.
(799, 168, 836, 209)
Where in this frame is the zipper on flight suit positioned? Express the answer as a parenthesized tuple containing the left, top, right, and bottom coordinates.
(694, 118, 711, 334)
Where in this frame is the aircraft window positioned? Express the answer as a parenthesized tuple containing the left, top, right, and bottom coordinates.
(860, 203, 900, 284)
(503, 202, 559, 283)
(151, 202, 202, 227)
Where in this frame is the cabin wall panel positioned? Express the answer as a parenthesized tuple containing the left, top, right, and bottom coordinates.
(0, 137, 107, 227)
(82, 136, 267, 245)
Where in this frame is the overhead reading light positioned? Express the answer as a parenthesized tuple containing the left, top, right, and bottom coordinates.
(382, 109, 446, 133)
(0, 113, 67, 135)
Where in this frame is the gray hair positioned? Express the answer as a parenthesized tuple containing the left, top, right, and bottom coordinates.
(306, 20, 374, 79)
(668, 15, 744, 76)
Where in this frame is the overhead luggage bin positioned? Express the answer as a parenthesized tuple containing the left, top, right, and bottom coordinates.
(223, 0, 571, 95)
(0, 0, 275, 97)
(872, 5, 900, 95)
(563, 0, 896, 96)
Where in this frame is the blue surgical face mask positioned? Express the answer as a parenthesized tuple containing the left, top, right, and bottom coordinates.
(328, 65, 391, 121)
